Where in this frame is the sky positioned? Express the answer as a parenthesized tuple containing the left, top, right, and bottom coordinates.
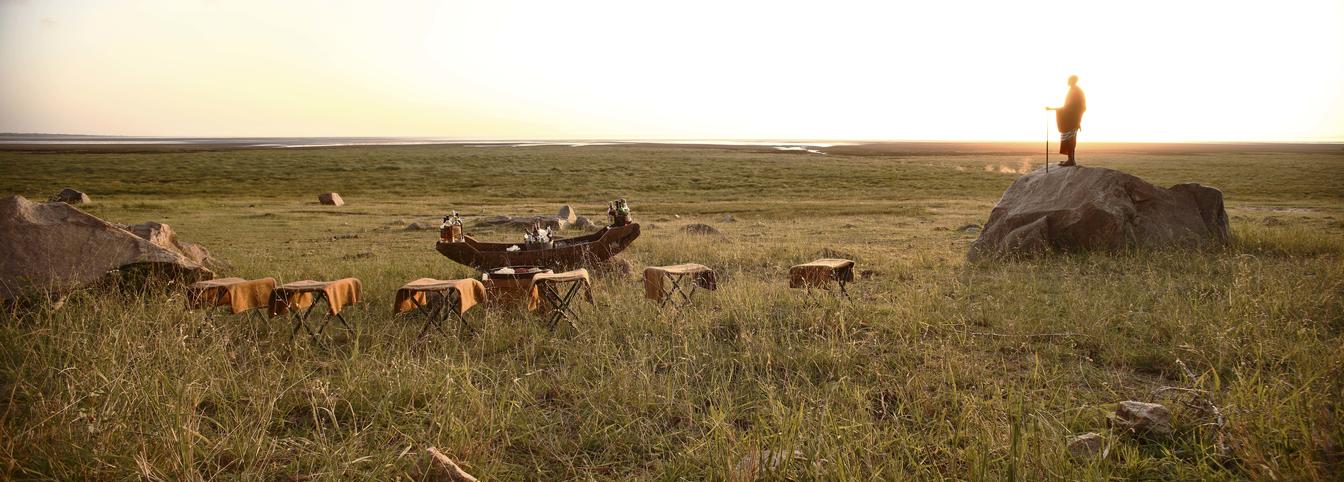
(1, 0, 1342, 142)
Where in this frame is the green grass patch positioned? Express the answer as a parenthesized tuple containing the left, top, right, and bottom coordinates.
(1, 145, 1342, 479)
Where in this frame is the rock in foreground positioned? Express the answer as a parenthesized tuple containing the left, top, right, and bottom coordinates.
(0, 196, 212, 300)
(969, 166, 1229, 260)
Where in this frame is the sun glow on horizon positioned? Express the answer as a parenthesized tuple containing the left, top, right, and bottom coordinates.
(1, 0, 1341, 142)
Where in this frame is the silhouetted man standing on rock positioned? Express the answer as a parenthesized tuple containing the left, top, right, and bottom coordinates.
(1046, 75, 1086, 166)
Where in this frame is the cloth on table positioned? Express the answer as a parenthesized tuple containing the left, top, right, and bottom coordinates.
(268, 278, 363, 317)
(527, 268, 592, 312)
(186, 277, 276, 314)
(789, 258, 855, 288)
(393, 278, 486, 316)
(484, 277, 542, 307)
(481, 267, 551, 307)
(643, 263, 717, 301)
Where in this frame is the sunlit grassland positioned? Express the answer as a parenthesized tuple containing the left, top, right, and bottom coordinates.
(1, 145, 1342, 480)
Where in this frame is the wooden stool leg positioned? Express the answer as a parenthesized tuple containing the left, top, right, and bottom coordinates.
(429, 292, 448, 335)
(565, 282, 584, 328)
(292, 299, 321, 341)
(837, 267, 853, 301)
(412, 295, 437, 341)
(659, 273, 680, 308)
(541, 281, 582, 331)
(446, 290, 471, 333)
(314, 293, 334, 335)
(448, 306, 470, 333)
(677, 276, 697, 306)
(541, 283, 564, 329)
(309, 292, 354, 336)
(333, 312, 353, 332)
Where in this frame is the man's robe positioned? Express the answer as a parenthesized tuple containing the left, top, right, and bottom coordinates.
(1056, 86, 1087, 133)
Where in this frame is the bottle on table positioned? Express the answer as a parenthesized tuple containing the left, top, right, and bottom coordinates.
(441, 211, 463, 242)
(609, 198, 632, 226)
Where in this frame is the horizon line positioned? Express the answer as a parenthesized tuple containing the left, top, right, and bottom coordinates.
(3, 133, 1342, 145)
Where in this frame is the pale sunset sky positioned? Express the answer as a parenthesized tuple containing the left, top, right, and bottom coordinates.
(1, 0, 1341, 142)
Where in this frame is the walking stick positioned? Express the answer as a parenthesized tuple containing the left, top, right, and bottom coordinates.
(1045, 110, 1050, 173)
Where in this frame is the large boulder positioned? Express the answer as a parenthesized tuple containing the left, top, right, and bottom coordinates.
(125, 221, 224, 270)
(968, 166, 1229, 260)
(51, 188, 91, 204)
(318, 192, 344, 206)
(0, 196, 212, 300)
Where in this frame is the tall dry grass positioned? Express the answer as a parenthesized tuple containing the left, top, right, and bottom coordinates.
(1, 145, 1341, 479)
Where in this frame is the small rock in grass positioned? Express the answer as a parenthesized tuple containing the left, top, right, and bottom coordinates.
(682, 223, 721, 235)
(1110, 401, 1172, 436)
(51, 188, 91, 204)
(331, 232, 359, 241)
(574, 216, 596, 229)
(318, 192, 344, 206)
(958, 223, 982, 233)
(723, 213, 737, 222)
(1067, 432, 1105, 458)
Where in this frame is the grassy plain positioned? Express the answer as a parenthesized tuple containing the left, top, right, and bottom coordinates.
(1, 143, 1342, 480)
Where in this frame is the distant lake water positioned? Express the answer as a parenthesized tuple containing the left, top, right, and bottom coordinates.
(0, 135, 840, 153)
